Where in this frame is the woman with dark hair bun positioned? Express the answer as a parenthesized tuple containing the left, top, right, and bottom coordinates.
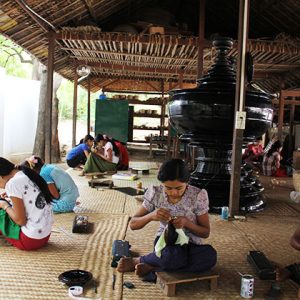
(110, 138, 129, 170)
(0, 157, 53, 250)
(22, 156, 79, 213)
(117, 158, 217, 281)
(83, 134, 119, 174)
(262, 140, 286, 177)
(66, 134, 94, 168)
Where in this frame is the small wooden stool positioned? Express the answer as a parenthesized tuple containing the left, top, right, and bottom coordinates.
(156, 270, 219, 297)
(84, 172, 106, 179)
(88, 179, 114, 189)
(131, 168, 150, 175)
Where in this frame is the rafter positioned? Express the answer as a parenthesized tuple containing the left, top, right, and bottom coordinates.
(62, 47, 198, 62)
(81, 0, 97, 23)
(76, 60, 196, 76)
(15, 0, 55, 32)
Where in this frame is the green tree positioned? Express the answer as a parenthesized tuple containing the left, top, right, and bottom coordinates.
(0, 35, 32, 77)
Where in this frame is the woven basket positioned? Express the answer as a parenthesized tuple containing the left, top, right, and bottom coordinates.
(293, 171, 300, 192)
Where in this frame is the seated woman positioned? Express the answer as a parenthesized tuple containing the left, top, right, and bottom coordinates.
(66, 134, 94, 168)
(101, 134, 129, 170)
(243, 137, 264, 164)
(117, 158, 217, 281)
(83, 134, 119, 174)
(0, 157, 53, 250)
(22, 156, 79, 213)
(262, 140, 286, 177)
(113, 140, 129, 170)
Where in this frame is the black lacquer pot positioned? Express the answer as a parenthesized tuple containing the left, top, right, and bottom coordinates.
(168, 37, 273, 212)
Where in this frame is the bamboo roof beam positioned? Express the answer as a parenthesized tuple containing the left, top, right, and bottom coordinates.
(81, 0, 97, 22)
(77, 61, 196, 76)
(61, 47, 200, 62)
(15, 0, 55, 32)
(56, 32, 300, 55)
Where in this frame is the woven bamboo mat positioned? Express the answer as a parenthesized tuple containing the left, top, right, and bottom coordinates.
(75, 186, 127, 214)
(121, 214, 299, 299)
(2, 165, 299, 299)
(0, 213, 129, 300)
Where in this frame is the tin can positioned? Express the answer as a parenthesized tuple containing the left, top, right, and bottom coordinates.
(136, 181, 142, 189)
(240, 274, 254, 298)
(221, 206, 229, 220)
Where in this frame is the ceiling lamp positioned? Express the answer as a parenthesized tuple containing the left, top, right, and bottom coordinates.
(76, 65, 91, 77)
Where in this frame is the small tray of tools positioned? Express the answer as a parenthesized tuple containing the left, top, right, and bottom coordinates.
(72, 215, 93, 233)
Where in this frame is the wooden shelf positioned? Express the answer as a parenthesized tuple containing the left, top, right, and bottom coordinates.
(129, 99, 168, 105)
(133, 127, 168, 130)
(105, 93, 169, 139)
(128, 140, 150, 143)
(133, 113, 167, 118)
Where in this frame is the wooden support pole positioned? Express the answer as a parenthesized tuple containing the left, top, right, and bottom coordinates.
(167, 120, 172, 159)
(197, 0, 206, 78)
(87, 76, 91, 134)
(289, 102, 295, 156)
(72, 70, 78, 147)
(45, 31, 55, 163)
(278, 80, 285, 141)
(179, 72, 183, 89)
(160, 80, 165, 137)
(229, 0, 250, 217)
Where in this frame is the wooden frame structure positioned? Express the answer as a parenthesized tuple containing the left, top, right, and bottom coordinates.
(0, 0, 299, 213)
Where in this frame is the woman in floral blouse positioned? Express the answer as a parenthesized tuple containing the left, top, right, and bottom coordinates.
(117, 158, 217, 281)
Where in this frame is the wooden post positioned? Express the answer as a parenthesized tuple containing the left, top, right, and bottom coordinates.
(45, 31, 55, 163)
(229, 0, 250, 217)
(178, 72, 183, 89)
(197, 0, 206, 78)
(278, 85, 285, 141)
(87, 76, 91, 134)
(149, 134, 153, 158)
(160, 80, 165, 137)
(289, 102, 295, 156)
(167, 120, 172, 159)
(72, 68, 78, 147)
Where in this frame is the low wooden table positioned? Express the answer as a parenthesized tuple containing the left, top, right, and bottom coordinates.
(88, 179, 114, 189)
(131, 168, 150, 175)
(156, 270, 219, 297)
(84, 172, 106, 179)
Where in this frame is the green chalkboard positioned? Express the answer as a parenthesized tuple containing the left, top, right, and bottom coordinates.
(95, 100, 129, 143)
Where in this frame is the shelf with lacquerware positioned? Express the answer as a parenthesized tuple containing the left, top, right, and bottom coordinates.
(133, 126, 168, 130)
(133, 113, 168, 118)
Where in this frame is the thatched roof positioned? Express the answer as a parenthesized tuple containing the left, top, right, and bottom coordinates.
(0, 0, 299, 93)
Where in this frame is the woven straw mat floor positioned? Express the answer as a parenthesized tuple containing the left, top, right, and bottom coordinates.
(1, 163, 300, 299)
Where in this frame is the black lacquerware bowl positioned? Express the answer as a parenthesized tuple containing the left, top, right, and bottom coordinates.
(58, 269, 93, 287)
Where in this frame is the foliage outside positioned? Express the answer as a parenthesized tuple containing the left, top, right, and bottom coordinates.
(0, 34, 98, 122)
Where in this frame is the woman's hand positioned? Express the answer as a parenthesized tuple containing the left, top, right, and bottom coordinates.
(0, 192, 7, 199)
(0, 199, 9, 209)
(151, 208, 171, 222)
(172, 216, 189, 229)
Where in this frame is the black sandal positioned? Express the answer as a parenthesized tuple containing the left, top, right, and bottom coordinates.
(286, 263, 300, 284)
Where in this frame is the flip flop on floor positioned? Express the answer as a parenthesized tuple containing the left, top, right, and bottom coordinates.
(265, 282, 281, 300)
(286, 263, 300, 285)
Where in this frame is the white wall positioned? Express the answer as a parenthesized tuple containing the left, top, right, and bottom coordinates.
(0, 67, 40, 163)
(0, 68, 5, 157)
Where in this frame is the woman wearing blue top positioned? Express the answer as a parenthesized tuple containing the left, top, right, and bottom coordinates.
(66, 134, 94, 168)
(22, 156, 79, 213)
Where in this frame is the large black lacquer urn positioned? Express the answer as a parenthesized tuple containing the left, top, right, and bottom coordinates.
(168, 37, 273, 212)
